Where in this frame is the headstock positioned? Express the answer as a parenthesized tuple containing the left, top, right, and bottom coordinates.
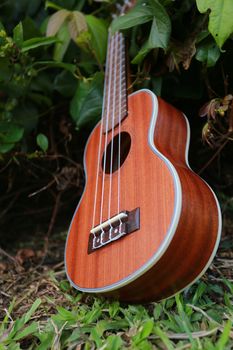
(94, 0, 136, 19)
(114, 0, 137, 17)
(120, 0, 136, 15)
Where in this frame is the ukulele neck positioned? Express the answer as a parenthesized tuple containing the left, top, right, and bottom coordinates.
(102, 31, 128, 133)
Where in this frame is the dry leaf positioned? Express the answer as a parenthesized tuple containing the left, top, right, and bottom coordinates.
(15, 248, 35, 265)
(0, 262, 7, 273)
(46, 9, 70, 37)
(68, 11, 88, 42)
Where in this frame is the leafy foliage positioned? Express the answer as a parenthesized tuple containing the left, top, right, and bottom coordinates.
(70, 72, 104, 129)
(195, 40, 220, 67)
(112, 0, 171, 64)
(0, 0, 233, 156)
(196, 0, 233, 49)
(0, 0, 108, 155)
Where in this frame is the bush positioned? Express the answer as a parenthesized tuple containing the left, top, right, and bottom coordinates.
(0, 0, 233, 156)
(0, 0, 233, 236)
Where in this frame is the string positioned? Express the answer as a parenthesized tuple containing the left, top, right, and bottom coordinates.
(99, 31, 115, 225)
(91, 33, 111, 230)
(91, 31, 126, 241)
(118, 34, 123, 217)
(108, 32, 119, 221)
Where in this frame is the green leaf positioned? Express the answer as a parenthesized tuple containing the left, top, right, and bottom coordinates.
(90, 328, 102, 348)
(154, 326, 175, 350)
(105, 335, 123, 350)
(196, 40, 221, 67)
(222, 278, 233, 294)
(191, 281, 207, 304)
(0, 298, 16, 332)
(112, 0, 170, 34)
(35, 331, 54, 350)
(216, 320, 232, 350)
(139, 320, 154, 339)
(13, 22, 23, 47)
(109, 301, 120, 318)
(76, 30, 92, 52)
(45, 1, 63, 11)
(54, 70, 77, 97)
(152, 76, 162, 96)
(24, 298, 42, 324)
(153, 303, 163, 320)
(175, 294, 194, 343)
(113, 0, 171, 64)
(46, 9, 70, 36)
(132, 9, 171, 64)
(56, 306, 76, 321)
(22, 36, 59, 52)
(209, 284, 224, 295)
(83, 306, 102, 323)
(133, 319, 154, 345)
(147, 14, 171, 50)
(35, 61, 76, 73)
(6, 299, 41, 342)
(111, 5, 153, 32)
(22, 17, 42, 40)
(14, 322, 38, 341)
(53, 23, 71, 61)
(85, 15, 108, 64)
(196, 0, 233, 48)
(70, 72, 104, 128)
(93, 320, 128, 338)
(0, 123, 24, 143)
(131, 46, 150, 65)
(0, 143, 15, 154)
(36, 134, 49, 152)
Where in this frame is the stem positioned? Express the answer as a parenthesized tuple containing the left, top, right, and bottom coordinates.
(198, 138, 229, 175)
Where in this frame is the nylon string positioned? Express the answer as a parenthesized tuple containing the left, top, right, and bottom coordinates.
(91, 33, 112, 230)
(108, 33, 119, 223)
(118, 34, 123, 217)
(99, 32, 115, 225)
(91, 32, 124, 239)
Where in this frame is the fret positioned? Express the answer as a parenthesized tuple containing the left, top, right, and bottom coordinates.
(102, 32, 128, 133)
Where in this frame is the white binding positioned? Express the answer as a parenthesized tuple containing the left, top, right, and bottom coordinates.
(170, 113, 222, 296)
(64, 89, 221, 295)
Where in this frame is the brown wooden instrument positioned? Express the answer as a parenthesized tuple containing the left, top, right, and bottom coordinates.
(65, 3, 221, 302)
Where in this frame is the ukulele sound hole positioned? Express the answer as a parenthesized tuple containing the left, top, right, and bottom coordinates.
(102, 132, 131, 174)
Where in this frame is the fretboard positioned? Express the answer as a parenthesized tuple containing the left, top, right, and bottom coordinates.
(102, 32, 127, 133)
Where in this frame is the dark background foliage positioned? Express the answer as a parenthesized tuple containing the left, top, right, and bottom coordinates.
(0, 0, 233, 244)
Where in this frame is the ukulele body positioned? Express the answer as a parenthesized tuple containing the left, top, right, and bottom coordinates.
(65, 89, 221, 302)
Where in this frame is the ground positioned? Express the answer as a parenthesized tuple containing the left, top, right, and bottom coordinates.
(0, 226, 232, 350)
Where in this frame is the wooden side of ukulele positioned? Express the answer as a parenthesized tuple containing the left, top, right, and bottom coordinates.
(65, 89, 221, 302)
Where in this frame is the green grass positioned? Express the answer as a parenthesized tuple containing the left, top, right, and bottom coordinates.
(0, 273, 233, 350)
(1, 232, 232, 350)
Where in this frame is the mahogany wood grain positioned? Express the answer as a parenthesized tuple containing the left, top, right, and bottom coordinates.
(104, 96, 219, 302)
(65, 90, 220, 302)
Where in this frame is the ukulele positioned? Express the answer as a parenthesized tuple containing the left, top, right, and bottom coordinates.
(65, 1, 222, 302)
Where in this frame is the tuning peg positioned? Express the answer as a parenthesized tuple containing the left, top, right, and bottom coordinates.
(124, 0, 136, 6)
(116, 3, 123, 11)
